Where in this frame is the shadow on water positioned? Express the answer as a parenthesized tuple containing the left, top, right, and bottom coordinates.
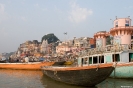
(40, 74, 97, 88)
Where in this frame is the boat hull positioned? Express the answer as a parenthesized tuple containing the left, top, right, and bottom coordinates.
(42, 64, 114, 87)
(110, 62, 133, 78)
(0, 62, 54, 70)
(0, 60, 6, 63)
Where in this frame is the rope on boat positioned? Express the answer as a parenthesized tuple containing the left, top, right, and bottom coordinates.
(54, 70, 61, 80)
(54, 70, 57, 75)
(96, 64, 99, 71)
(113, 62, 118, 78)
(113, 62, 117, 68)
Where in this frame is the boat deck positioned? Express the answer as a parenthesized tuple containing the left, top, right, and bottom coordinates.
(42, 63, 114, 71)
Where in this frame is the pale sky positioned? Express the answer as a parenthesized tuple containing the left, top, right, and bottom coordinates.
(0, 0, 133, 53)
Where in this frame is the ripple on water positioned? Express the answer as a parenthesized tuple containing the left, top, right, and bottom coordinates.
(0, 69, 133, 88)
(0, 69, 44, 88)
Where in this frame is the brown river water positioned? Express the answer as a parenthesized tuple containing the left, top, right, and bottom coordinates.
(0, 69, 133, 88)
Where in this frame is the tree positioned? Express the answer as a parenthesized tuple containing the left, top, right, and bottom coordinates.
(106, 36, 111, 45)
(41, 33, 60, 44)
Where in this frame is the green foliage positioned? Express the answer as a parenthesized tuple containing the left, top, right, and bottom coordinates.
(41, 33, 60, 44)
(106, 36, 111, 45)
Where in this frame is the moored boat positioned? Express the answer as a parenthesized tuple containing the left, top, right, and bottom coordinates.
(110, 62, 133, 78)
(41, 61, 114, 87)
(102, 45, 133, 78)
(0, 60, 7, 63)
(64, 61, 74, 65)
(52, 61, 66, 66)
(79, 44, 133, 78)
(0, 56, 7, 63)
(0, 61, 54, 70)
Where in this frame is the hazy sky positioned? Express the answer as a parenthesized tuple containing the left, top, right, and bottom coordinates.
(0, 0, 133, 53)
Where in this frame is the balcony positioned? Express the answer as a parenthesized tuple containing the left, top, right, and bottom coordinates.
(110, 26, 133, 35)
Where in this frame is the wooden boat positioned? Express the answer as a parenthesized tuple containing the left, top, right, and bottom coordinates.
(79, 44, 133, 78)
(0, 57, 7, 63)
(52, 61, 66, 66)
(64, 61, 74, 65)
(41, 62, 114, 87)
(0, 60, 7, 63)
(110, 62, 133, 78)
(0, 61, 54, 70)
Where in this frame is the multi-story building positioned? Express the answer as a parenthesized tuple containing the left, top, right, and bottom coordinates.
(56, 37, 94, 55)
(16, 40, 41, 57)
(73, 37, 89, 48)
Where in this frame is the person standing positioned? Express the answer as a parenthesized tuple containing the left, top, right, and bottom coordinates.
(25, 55, 29, 63)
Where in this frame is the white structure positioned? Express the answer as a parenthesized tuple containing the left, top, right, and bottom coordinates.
(41, 40, 48, 53)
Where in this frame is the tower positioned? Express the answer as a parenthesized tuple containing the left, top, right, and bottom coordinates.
(110, 18, 133, 45)
(94, 31, 108, 48)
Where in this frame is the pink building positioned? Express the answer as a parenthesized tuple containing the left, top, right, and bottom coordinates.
(94, 31, 109, 48)
(93, 17, 133, 48)
(56, 45, 72, 54)
(110, 18, 133, 45)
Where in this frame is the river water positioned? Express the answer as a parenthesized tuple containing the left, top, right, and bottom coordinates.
(0, 69, 133, 88)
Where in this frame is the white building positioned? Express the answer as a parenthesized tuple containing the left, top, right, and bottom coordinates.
(41, 40, 48, 54)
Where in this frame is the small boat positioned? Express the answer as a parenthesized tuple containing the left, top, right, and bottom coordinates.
(41, 60, 114, 87)
(64, 61, 74, 65)
(0, 60, 7, 63)
(0, 57, 7, 63)
(0, 61, 54, 70)
(52, 61, 66, 66)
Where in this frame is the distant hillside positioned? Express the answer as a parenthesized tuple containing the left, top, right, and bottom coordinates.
(41, 33, 60, 44)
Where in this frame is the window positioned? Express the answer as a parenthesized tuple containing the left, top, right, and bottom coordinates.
(93, 56, 98, 64)
(115, 21, 118, 27)
(89, 57, 92, 64)
(129, 53, 133, 62)
(99, 55, 104, 63)
(112, 54, 120, 62)
(125, 24, 129, 27)
(125, 20, 129, 27)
